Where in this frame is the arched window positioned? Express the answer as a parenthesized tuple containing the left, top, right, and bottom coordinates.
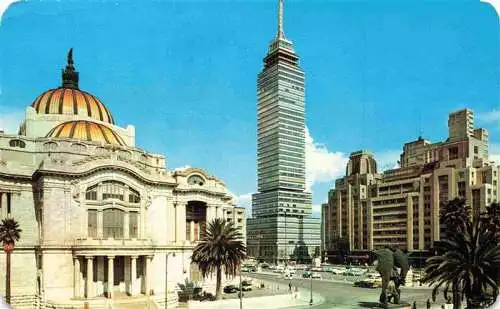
(103, 208, 124, 239)
(9, 139, 25, 148)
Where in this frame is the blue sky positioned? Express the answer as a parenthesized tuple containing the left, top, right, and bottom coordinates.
(0, 0, 499, 216)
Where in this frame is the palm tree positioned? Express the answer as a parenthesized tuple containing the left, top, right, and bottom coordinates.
(191, 218, 246, 300)
(440, 198, 470, 233)
(422, 219, 500, 309)
(0, 218, 22, 304)
(482, 203, 500, 235)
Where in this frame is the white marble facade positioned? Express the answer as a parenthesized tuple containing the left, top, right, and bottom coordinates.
(0, 53, 246, 308)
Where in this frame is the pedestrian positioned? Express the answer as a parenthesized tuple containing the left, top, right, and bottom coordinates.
(289, 281, 292, 292)
(294, 286, 299, 299)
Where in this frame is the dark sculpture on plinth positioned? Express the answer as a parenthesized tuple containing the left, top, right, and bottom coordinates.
(374, 248, 409, 307)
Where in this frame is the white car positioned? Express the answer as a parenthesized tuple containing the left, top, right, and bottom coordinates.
(330, 268, 345, 275)
(311, 272, 322, 279)
(311, 267, 322, 272)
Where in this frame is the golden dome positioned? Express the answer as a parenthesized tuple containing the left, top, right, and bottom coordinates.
(31, 88, 114, 124)
(31, 48, 114, 124)
(46, 120, 126, 146)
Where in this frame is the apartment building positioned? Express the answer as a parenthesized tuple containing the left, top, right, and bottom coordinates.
(322, 109, 499, 256)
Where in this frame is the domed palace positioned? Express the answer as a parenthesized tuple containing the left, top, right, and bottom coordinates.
(0, 50, 246, 309)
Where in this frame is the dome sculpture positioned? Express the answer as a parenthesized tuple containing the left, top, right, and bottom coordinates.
(46, 120, 126, 146)
(30, 49, 114, 124)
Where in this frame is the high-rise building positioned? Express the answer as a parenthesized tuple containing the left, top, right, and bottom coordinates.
(322, 109, 499, 261)
(247, 0, 321, 263)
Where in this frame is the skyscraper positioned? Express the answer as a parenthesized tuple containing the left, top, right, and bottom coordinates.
(247, 0, 321, 263)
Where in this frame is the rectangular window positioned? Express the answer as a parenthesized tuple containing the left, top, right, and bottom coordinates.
(88, 210, 97, 238)
(103, 209, 124, 239)
(129, 212, 138, 239)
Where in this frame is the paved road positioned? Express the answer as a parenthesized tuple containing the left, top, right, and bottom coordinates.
(247, 273, 438, 309)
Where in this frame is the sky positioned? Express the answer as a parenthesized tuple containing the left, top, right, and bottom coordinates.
(0, 0, 499, 217)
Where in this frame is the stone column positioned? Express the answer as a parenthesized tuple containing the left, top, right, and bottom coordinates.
(145, 256, 153, 295)
(0, 193, 4, 218)
(86, 256, 94, 298)
(97, 210, 104, 239)
(167, 203, 176, 242)
(107, 256, 114, 298)
(176, 202, 186, 242)
(130, 256, 137, 295)
(74, 257, 81, 298)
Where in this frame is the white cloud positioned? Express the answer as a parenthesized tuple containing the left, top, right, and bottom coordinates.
(477, 109, 500, 124)
(305, 127, 349, 192)
(0, 107, 23, 134)
(311, 204, 323, 214)
(234, 192, 252, 214)
(0, 0, 18, 25)
(305, 127, 400, 192)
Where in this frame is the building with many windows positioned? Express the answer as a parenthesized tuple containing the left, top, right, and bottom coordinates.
(322, 109, 499, 259)
(246, 0, 321, 263)
(0, 50, 245, 309)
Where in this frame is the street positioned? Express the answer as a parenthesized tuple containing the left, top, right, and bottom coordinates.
(246, 273, 438, 309)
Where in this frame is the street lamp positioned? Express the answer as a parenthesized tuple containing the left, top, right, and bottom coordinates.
(239, 263, 243, 309)
(165, 252, 176, 309)
(309, 259, 313, 306)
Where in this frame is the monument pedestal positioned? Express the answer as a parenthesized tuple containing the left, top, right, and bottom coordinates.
(372, 302, 411, 309)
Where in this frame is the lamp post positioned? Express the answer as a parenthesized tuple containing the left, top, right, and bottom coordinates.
(165, 252, 176, 309)
(309, 259, 313, 306)
(239, 263, 243, 309)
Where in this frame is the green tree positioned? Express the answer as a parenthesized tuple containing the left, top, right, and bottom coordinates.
(191, 218, 246, 300)
(0, 218, 22, 304)
(422, 219, 500, 309)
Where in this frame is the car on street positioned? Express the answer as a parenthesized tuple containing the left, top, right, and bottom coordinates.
(330, 268, 345, 275)
(302, 271, 312, 278)
(241, 280, 253, 291)
(311, 272, 322, 279)
(353, 277, 382, 288)
(223, 285, 240, 293)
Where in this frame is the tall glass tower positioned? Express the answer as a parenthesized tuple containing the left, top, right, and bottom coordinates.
(247, 0, 321, 264)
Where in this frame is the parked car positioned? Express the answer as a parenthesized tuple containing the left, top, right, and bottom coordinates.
(223, 285, 240, 293)
(353, 278, 382, 289)
(199, 292, 216, 301)
(241, 280, 253, 291)
(311, 267, 322, 272)
(330, 268, 345, 275)
(302, 271, 312, 278)
(311, 272, 322, 279)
